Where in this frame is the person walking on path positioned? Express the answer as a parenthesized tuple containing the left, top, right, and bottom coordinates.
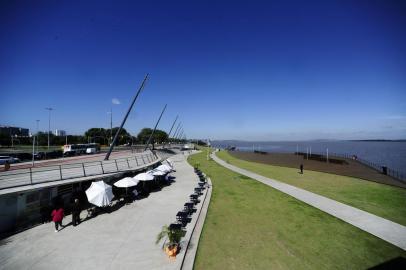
(51, 206, 64, 232)
(300, 164, 304, 174)
(4, 161, 10, 171)
(71, 199, 81, 226)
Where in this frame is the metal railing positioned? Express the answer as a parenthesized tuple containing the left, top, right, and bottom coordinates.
(297, 151, 406, 183)
(0, 152, 159, 190)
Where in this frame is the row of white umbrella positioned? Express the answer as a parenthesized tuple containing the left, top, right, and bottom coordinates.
(85, 159, 174, 207)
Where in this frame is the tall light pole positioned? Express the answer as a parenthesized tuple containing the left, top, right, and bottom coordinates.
(45, 108, 53, 150)
(36, 119, 40, 152)
(107, 109, 113, 145)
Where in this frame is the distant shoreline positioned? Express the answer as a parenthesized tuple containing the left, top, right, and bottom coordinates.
(213, 139, 406, 143)
(349, 140, 406, 142)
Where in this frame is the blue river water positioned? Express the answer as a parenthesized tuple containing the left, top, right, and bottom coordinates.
(212, 141, 406, 174)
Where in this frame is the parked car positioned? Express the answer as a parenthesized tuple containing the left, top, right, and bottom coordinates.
(0, 156, 20, 165)
(86, 147, 97, 154)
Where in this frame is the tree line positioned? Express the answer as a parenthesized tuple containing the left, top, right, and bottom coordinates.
(0, 127, 186, 147)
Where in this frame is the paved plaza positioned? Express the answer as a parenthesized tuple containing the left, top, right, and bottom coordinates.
(0, 152, 204, 270)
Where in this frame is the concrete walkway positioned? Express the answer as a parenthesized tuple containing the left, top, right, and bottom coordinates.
(0, 152, 205, 270)
(212, 152, 406, 251)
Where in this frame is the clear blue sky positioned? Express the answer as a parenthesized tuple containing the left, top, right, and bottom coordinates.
(1, 0, 405, 140)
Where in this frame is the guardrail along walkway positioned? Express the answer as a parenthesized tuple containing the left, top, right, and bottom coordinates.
(0, 151, 158, 190)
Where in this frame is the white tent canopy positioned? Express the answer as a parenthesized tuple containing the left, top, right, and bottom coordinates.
(133, 172, 154, 181)
(86, 181, 114, 207)
(165, 159, 174, 168)
(156, 164, 172, 173)
(114, 177, 140, 188)
(148, 169, 166, 176)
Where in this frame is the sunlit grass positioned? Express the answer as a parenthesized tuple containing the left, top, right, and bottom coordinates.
(188, 150, 405, 270)
(216, 151, 406, 226)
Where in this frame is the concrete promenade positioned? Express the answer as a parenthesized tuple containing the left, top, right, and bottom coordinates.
(212, 152, 406, 251)
(0, 152, 206, 270)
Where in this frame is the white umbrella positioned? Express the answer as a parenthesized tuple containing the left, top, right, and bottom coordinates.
(165, 159, 174, 168)
(156, 164, 172, 173)
(133, 172, 154, 181)
(149, 169, 166, 176)
(114, 177, 140, 188)
(86, 181, 114, 207)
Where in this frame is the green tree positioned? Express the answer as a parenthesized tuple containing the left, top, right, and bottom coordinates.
(106, 127, 132, 145)
(84, 128, 110, 145)
(137, 128, 168, 147)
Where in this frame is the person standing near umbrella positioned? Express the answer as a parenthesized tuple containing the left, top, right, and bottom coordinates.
(51, 205, 64, 232)
(71, 198, 81, 226)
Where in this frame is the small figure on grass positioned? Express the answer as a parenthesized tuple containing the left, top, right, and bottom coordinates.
(300, 164, 304, 174)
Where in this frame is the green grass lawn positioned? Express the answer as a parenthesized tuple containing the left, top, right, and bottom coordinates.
(188, 150, 405, 270)
(216, 151, 406, 226)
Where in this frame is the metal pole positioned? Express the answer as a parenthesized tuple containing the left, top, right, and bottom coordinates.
(326, 148, 329, 163)
(167, 115, 178, 138)
(166, 115, 178, 147)
(172, 122, 181, 140)
(177, 129, 184, 141)
(45, 107, 53, 150)
(29, 168, 33, 184)
(36, 120, 40, 153)
(144, 104, 167, 151)
(174, 126, 183, 143)
(105, 74, 149, 160)
(107, 108, 113, 145)
(32, 135, 35, 166)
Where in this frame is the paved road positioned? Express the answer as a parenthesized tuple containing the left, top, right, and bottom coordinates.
(5, 150, 144, 170)
(0, 152, 205, 270)
(212, 151, 406, 251)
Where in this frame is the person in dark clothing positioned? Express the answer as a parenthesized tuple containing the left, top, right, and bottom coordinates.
(71, 199, 81, 226)
(300, 164, 304, 174)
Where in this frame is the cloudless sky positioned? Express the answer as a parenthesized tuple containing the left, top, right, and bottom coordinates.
(1, 0, 405, 140)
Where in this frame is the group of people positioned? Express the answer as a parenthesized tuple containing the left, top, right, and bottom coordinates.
(51, 198, 82, 232)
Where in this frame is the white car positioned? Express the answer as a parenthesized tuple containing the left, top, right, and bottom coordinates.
(86, 148, 97, 154)
(0, 156, 20, 165)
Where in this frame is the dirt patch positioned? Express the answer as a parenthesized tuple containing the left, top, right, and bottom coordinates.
(228, 151, 406, 189)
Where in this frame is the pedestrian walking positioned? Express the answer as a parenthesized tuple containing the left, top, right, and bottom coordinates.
(51, 206, 64, 232)
(4, 161, 10, 171)
(300, 164, 304, 174)
(71, 198, 81, 226)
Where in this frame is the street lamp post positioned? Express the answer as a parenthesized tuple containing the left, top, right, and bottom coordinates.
(36, 120, 40, 153)
(107, 109, 113, 145)
(45, 107, 53, 150)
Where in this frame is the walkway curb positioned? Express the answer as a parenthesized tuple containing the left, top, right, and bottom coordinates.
(212, 152, 406, 251)
(181, 177, 212, 270)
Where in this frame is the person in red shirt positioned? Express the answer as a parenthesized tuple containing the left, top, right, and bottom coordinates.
(51, 207, 64, 232)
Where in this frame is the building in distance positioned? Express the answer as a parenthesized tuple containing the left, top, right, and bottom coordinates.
(54, 129, 66, 136)
(0, 125, 29, 137)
